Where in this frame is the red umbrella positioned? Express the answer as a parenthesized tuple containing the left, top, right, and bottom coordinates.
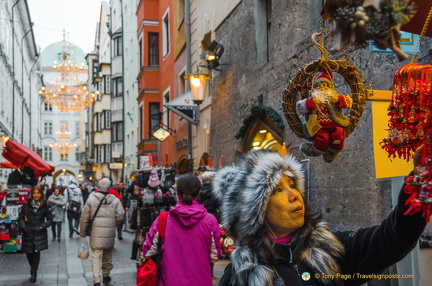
(2, 139, 55, 179)
(0, 160, 19, 169)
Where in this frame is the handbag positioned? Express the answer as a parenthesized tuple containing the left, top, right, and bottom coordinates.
(68, 200, 81, 214)
(136, 211, 169, 286)
(85, 193, 108, 236)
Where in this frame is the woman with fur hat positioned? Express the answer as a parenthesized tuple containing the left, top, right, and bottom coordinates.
(214, 149, 426, 286)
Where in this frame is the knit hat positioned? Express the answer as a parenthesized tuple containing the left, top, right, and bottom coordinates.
(212, 149, 305, 239)
(314, 70, 334, 88)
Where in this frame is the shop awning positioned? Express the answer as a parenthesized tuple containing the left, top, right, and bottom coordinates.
(401, 0, 432, 37)
(0, 160, 19, 169)
(1, 139, 55, 179)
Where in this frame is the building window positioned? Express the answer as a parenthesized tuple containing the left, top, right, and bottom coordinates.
(106, 144, 111, 163)
(255, 0, 271, 64)
(44, 103, 52, 111)
(95, 145, 99, 163)
(60, 154, 68, 161)
(60, 121, 68, 131)
(105, 110, 111, 129)
(139, 39, 143, 68)
(149, 103, 160, 138)
(94, 113, 99, 132)
(100, 112, 105, 131)
(162, 10, 170, 57)
(113, 77, 123, 97)
(149, 33, 159, 67)
(112, 122, 123, 142)
(100, 145, 105, 163)
(266, 0, 272, 62)
(103, 75, 111, 94)
(44, 122, 52, 135)
(113, 36, 123, 56)
(43, 146, 52, 161)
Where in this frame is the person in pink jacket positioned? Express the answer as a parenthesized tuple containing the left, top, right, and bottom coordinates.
(142, 173, 222, 286)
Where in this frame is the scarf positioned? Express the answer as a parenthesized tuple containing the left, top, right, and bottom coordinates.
(30, 200, 41, 214)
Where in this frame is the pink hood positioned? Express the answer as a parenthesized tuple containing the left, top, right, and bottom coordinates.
(169, 200, 207, 228)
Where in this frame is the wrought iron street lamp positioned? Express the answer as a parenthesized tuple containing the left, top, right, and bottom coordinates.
(184, 73, 212, 104)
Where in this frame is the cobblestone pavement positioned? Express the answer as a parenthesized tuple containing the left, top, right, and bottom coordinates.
(0, 224, 229, 286)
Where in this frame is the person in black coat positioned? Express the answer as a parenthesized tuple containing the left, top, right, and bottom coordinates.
(214, 149, 427, 286)
(197, 171, 220, 222)
(18, 185, 53, 283)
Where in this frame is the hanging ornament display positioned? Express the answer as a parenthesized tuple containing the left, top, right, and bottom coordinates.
(283, 32, 368, 163)
(380, 63, 432, 161)
(381, 7, 432, 221)
(321, 0, 417, 61)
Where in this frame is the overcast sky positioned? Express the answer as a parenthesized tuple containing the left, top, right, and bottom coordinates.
(27, 0, 103, 54)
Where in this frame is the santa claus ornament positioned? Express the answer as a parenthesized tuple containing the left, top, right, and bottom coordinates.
(283, 32, 367, 163)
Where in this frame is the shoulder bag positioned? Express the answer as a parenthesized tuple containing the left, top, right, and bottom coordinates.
(136, 211, 169, 286)
(85, 193, 108, 236)
(68, 189, 82, 214)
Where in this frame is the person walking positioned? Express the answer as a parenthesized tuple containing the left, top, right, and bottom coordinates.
(64, 180, 84, 238)
(115, 181, 129, 240)
(18, 185, 53, 282)
(80, 178, 124, 286)
(213, 149, 427, 286)
(142, 173, 222, 286)
(80, 183, 90, 204)
(47, 186, 67, 241)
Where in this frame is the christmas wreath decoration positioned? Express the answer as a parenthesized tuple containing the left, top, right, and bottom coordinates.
(282, 33, 367, 141)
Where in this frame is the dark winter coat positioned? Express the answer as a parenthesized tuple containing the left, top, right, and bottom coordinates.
(18, 200, 53, 254)
(219, 181, 426, 286)
(197, 184, 220, 222)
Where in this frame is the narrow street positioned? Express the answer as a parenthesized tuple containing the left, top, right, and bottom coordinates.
(0, 226, 229, 286)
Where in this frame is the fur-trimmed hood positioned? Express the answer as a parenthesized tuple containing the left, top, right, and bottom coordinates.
(230, 222, 345, 286)
(213, 149, 305, 238)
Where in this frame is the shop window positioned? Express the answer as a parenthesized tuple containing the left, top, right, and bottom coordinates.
(244, 119, 284, 153)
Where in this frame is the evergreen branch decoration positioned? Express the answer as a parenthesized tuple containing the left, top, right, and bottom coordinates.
(235, 97, 285, 140)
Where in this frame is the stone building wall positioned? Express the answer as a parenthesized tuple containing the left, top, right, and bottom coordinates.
(209, 0, 432, 231)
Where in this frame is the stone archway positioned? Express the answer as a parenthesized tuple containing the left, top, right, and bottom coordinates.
(52, 169, 76, 187)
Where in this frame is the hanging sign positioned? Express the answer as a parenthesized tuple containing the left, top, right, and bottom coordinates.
(165, 91, 199, 125)
(369, 32, 419, 54)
